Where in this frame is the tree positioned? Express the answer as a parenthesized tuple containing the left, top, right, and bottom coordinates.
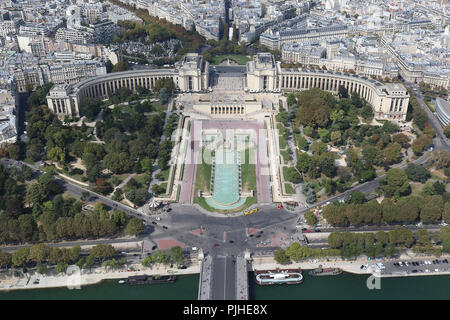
(350, 191, 365, 204)
(85, 255, 94, 270)
(443, 239, 450, 253)
(0, 250, 12, 269)
(330, 130, 342, 145)
(142, 255, 152, 267)
(382, 168, 410, 198)
(384, 243, 397, 257)
(430, 150, 450, 170)
(158, 87, 170, 104)
(320, 156, 336, 178)
(432, 181, 446, 195)
(29, 243, 49, 263)
(397, 197, 421, 223)
(360, 105, 373, 120)
(420, 195, 443, 223)
(112, 210, 127, 226)
(284, 167, 301, 183)
(25, 183, 46, 205)
(323, 204, 348, 226)
(95, 178, 112, 195)
(338, 85, 348, 98)
(296, 152, 312, 174)
(286, 93, 296, 106)
(303, 126, 313, 137)
(381, 121, 399, 134)
(404, 163, 430, 183)
(154, 77, 175, 94)
(273, 249, 290, 265)
(8, 143, 21, 160)
(112, 61, 130, 72)
(81, 191, 90, 201)
(76, 258, 86, 271)
(125, 217, 144, 236)
(416, 229, 431, 246)
(285, 242, 307, 261)
(12, 248, 30, 267)
(17, 214, 36, 242)
(169, 246, 184, 264)
(47, 146, 66, 164)
(362, 146, 382, 167)
(37, 263, 48, 275)
(444, 124, 450, 138)
(382, 142, 402, 165)
(152, 250, 169, 264)
(443, 203, 450, 223)
(309, 141, 327, 155)
(392, 133, 410, 148)
(89, 244, 115, 262)
(304, 211, 317, 226)
(151, 184, 166, 196)
(70, 246, 81, 263)
(375, 231, 389, 246)
(412, 135, 433, 155)
(328, 232, 344, 249)
(79, 97, 102, 121)
(26, 144, 42, 162)
(56, 262, 68, 274)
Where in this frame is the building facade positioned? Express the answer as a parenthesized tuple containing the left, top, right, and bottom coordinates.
(47, 53, 409, 122)
(435, 97, 450, 127)
(247, 53, 410, 121)
(47, 53, 209, 118)
(260, 24, 349, 50)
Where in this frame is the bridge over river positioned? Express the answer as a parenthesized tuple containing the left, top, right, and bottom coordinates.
(198, 254, 249, 300)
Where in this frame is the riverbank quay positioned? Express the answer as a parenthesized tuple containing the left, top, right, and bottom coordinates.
(250, 254, 450, 278)
(0, 262, 200, 291)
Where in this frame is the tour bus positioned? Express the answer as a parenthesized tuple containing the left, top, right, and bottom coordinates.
(243, 208, 258, 216)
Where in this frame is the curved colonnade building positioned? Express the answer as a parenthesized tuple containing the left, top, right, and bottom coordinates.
(46, 53, 209, 117)
(246, 53, 410, 121)
(47, 53, 409, 122)
(435, 97, 450, 127)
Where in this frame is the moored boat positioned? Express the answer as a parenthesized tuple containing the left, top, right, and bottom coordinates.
(308, 265, 342, 276)
(254, 268, 303, 285)
(126, 274, 176, 285)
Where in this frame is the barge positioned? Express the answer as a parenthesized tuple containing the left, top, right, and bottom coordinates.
(126, 274, 176, 285)
(308, 266, 342, 276)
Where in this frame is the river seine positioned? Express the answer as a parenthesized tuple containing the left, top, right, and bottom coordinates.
(0, 272, 449, 300)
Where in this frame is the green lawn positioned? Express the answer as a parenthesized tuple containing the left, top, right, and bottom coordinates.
(241, 148, 256, 193)
(156, 168, 170, 181)
(210, 54, 252, 65)
(151, 100, 167, 112)
(158, 182, 168, 194)
(279, 135, 287, 150)
(280, 150, 291, 164)
(194, 148, 212, 196)
(425, 101, 436, 112)
(284, 183, 296, 194)
(277, 123, 289, 150)
(282, 166, 291, 183)
(134, 173, 152, 187)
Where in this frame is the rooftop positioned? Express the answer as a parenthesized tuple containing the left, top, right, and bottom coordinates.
(436, 97, 450, 116)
